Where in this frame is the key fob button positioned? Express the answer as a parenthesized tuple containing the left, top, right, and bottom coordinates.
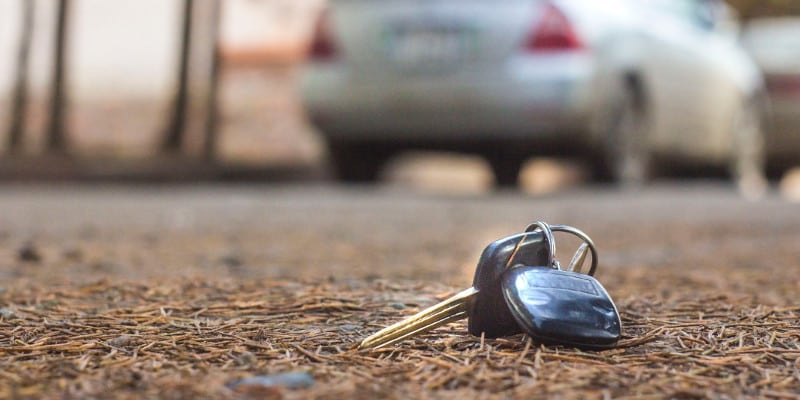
(501, 266, 621, 349)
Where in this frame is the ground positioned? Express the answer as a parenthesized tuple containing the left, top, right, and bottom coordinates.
(0, 184, 799, 399)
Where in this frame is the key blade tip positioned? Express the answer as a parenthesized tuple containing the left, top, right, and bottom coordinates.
(357, 340, 374, 350)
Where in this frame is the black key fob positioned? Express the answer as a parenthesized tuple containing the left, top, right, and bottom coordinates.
(501, 266, 621, 349)
(467, 231, 552, 338)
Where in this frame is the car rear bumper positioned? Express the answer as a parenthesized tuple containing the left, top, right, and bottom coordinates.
(300, 54, 596, 142)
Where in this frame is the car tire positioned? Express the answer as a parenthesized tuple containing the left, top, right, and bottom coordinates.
(730, 101, 767, 198)
(599, 87, 652, 187)
(327, 140, 393, 183)
(487, 153, 525, 188)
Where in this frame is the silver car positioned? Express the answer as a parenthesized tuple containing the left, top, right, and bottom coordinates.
(301, 0, 765, 188)
(742, 17, 800, 177)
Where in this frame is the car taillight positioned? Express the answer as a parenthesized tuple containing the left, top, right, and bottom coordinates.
(765, 74, 800, 96)
(525, 3, 583, 52)
(309, 9, 338, 61)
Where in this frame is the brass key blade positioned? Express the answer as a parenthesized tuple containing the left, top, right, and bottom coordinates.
(567, 242, 590, 274)
(359, 287, 478, 349)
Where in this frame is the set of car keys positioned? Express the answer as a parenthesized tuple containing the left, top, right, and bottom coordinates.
(359, 222, 621, 350)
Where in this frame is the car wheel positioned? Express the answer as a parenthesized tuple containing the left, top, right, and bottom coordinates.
(487, 153, 525, 188)
(327, 140, 392, 183)
(730, 101, 767, 198)
(601, 88, 652, 187)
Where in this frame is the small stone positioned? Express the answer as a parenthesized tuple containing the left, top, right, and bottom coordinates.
(228, 372, 314, 391)
(220, 253, 243, 268)
(389, 302, 406, 310)
(17, 242, 42, 263)
(339, 324, 361, 332)
(108, 335, 136, 348)
(0, 308, 16, 320)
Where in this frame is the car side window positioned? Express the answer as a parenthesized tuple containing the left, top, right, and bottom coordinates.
(691, 0, 724, 31)
(650, 0, 695, 20)
(646, 0, 720, 31)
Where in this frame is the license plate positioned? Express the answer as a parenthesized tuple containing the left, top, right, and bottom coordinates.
(384, 20, 477, 70)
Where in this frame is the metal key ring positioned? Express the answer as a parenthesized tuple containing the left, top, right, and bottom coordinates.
(550, 224, 599, 276)
(525, 222, 599, 276)
(524, 221, 557, 268)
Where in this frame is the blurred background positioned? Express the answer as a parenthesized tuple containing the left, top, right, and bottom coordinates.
(0, 0, 323, 169)
(4, 3, 800, 398)
(0, 0, 799, 195)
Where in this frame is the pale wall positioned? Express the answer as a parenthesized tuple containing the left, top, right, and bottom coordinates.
(0, 0, 320, 101)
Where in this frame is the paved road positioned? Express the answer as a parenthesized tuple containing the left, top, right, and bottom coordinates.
(0, 183, 797, 306)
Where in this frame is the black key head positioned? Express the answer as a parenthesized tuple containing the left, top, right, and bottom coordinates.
(501, 266, 621, 349)
(467, 230, 552, 338)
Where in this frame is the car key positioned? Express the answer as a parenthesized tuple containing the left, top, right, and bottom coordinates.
(358, 222, 598, 349)
(489, 224, 621, 349)
(501, 252, 621, 349)
(467, 222, 597, 338)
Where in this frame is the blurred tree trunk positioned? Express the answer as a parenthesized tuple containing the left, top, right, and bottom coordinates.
(47, 0, 70, 153)
(202, 0, 222, 161)
(161, 0, 194, 154)
(6, 0, 35, 153)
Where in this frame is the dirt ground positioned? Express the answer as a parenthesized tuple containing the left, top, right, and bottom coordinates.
(0, 183, 798, 399)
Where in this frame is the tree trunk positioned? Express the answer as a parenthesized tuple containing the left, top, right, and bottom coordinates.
(202, 0, 222, 161)
(46, 0, 70, 153)
(161, 0, 194, 154)
(6, 0, 35, 153)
